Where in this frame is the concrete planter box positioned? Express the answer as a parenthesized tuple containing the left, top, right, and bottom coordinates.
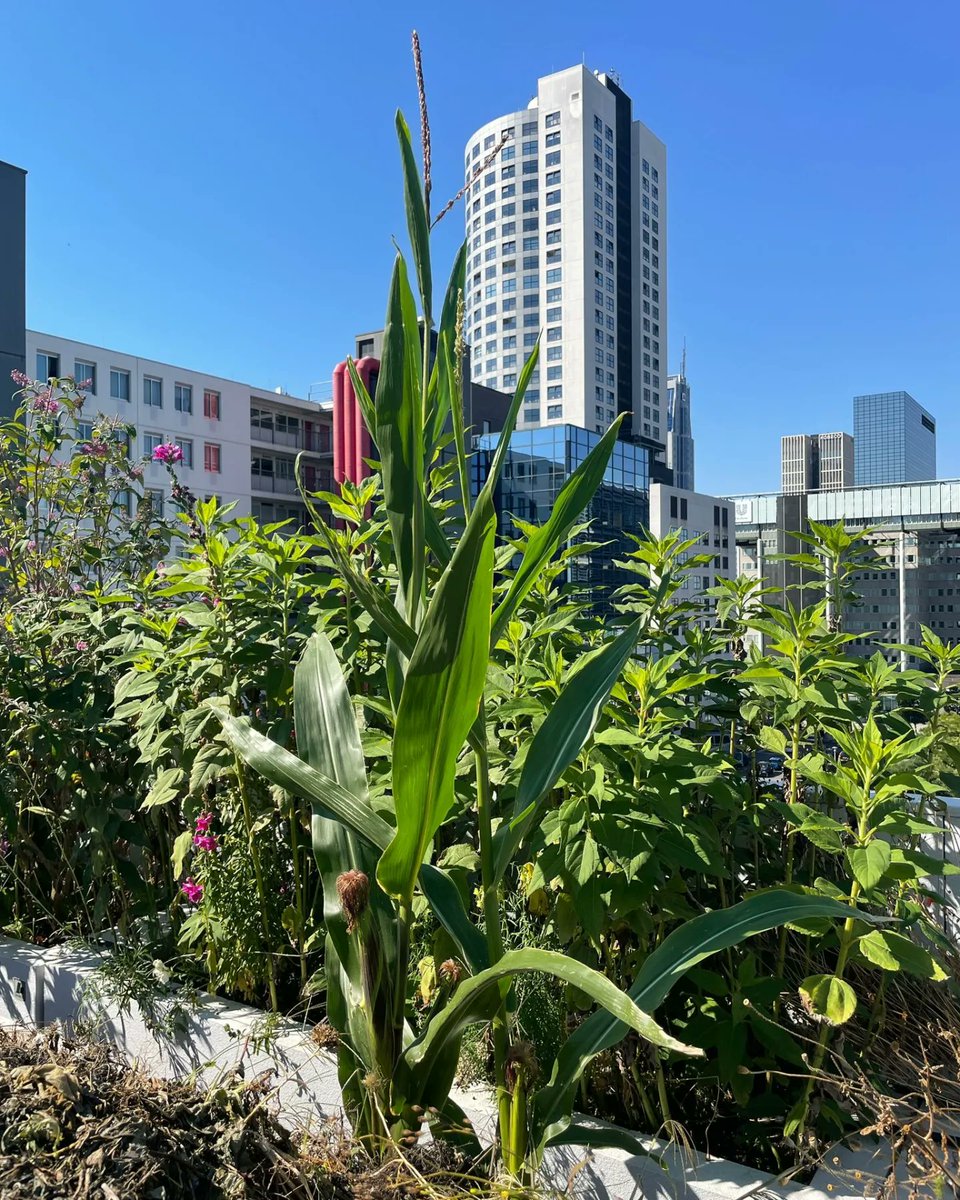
(0, 937, 940, 1198)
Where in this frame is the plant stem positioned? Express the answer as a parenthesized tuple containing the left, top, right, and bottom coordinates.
(774, 720, 802, 998)
(235, 755, 279, 1012)
(474, 706, 514, 1170)
(288, 790, 308, 986)
(654, 1056, 673, 1130)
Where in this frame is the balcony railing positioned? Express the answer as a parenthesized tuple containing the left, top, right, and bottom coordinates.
(250, 473, 299, 495)
(250, 425, 331, 453)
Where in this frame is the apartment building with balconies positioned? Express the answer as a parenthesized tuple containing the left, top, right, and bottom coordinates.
(24, 331, 332, 529)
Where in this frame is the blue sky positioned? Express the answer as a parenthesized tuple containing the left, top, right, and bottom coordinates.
(3, 0, 958, 494)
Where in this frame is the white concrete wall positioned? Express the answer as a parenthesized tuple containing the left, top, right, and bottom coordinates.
(0, 935, 935, 1197)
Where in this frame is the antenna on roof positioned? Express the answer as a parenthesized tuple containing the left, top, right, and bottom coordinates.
(681, 338, 687, 378)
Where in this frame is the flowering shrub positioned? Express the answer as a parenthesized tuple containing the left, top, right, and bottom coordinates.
(151, 442, 184, 466)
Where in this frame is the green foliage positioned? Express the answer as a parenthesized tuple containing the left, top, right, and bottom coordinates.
(2, 57, 958, 1191)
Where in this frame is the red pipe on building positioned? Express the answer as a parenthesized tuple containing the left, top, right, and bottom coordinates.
(332, 362, 347, 485)
(352, 357, 377, 484)
(333, 357, 380, 487)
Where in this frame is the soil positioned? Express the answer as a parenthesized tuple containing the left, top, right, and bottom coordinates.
(0, 1028, 497, 1199)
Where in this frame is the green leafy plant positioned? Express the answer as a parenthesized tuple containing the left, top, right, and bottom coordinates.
(219, 67, 869, 1183)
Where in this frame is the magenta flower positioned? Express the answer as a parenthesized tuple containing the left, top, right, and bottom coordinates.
(10, 369, 30, 387)
(31, 394, 60, 415)
(75, 639, 88, 652)
(152, 443, 184, 465)
(181, 877, 203, 904)
(195, 812, 213, 835)
(193, 834, 217, 852)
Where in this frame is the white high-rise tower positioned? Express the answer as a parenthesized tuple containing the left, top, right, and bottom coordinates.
(463, 66, 667, 446)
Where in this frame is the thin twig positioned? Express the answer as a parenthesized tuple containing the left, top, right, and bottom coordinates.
(432, 133, 510, 230)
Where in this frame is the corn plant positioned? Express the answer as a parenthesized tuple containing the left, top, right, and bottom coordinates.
(218, 97, 873, 1181)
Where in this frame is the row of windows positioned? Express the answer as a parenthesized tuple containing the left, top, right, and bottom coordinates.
(74, 424, 224, 475)
(35, 352, 222, 418)
(466, 115, 559, 167)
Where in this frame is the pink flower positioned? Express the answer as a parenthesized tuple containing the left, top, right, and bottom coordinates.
(26, 540, 37, 552)
(31, 393, 60, 415)
(10, 369, 30, 387)
(181, 877, 203, 904)
(195, 812, 213, 834)
(130, 465, 144, 479)
(193, 833, 217, 852)
(75, 639, 88, 652)
(152, 443, 184, 465)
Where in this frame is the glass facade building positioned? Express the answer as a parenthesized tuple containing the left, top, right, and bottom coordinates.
(472, 424, 649, 610)
(853, 391, 936, 486)
(729, 479, 960, 667)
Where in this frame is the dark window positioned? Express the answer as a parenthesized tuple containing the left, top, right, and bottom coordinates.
(670, 494, 678, 519)
(680, 498, 688, 520)
(36, 351, 59, 379)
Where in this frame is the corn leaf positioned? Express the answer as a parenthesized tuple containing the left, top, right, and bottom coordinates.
(377, 492, 497, 902)
(218, 712, 393, 851)
(531, 892, 889, 1153)
(426, 242, 466, 453)
(394, 947, 700, 1111)
(294, 634, 390, 1084)
(396, 110, 432, 326)
(377, 254, 423, 616)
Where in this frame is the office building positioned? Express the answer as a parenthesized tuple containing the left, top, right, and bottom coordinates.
(666, 364, 694, 490)
(0, 160, 26, 420)
(463, 66, 667, 455)
(472, 423, 649, 611)
(854, 391, 936, 485)
(729, 480, 960, 667)
(780, 432, 853, 494)
(649, 483, 734, 616)
(25, 332, 333, 528)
